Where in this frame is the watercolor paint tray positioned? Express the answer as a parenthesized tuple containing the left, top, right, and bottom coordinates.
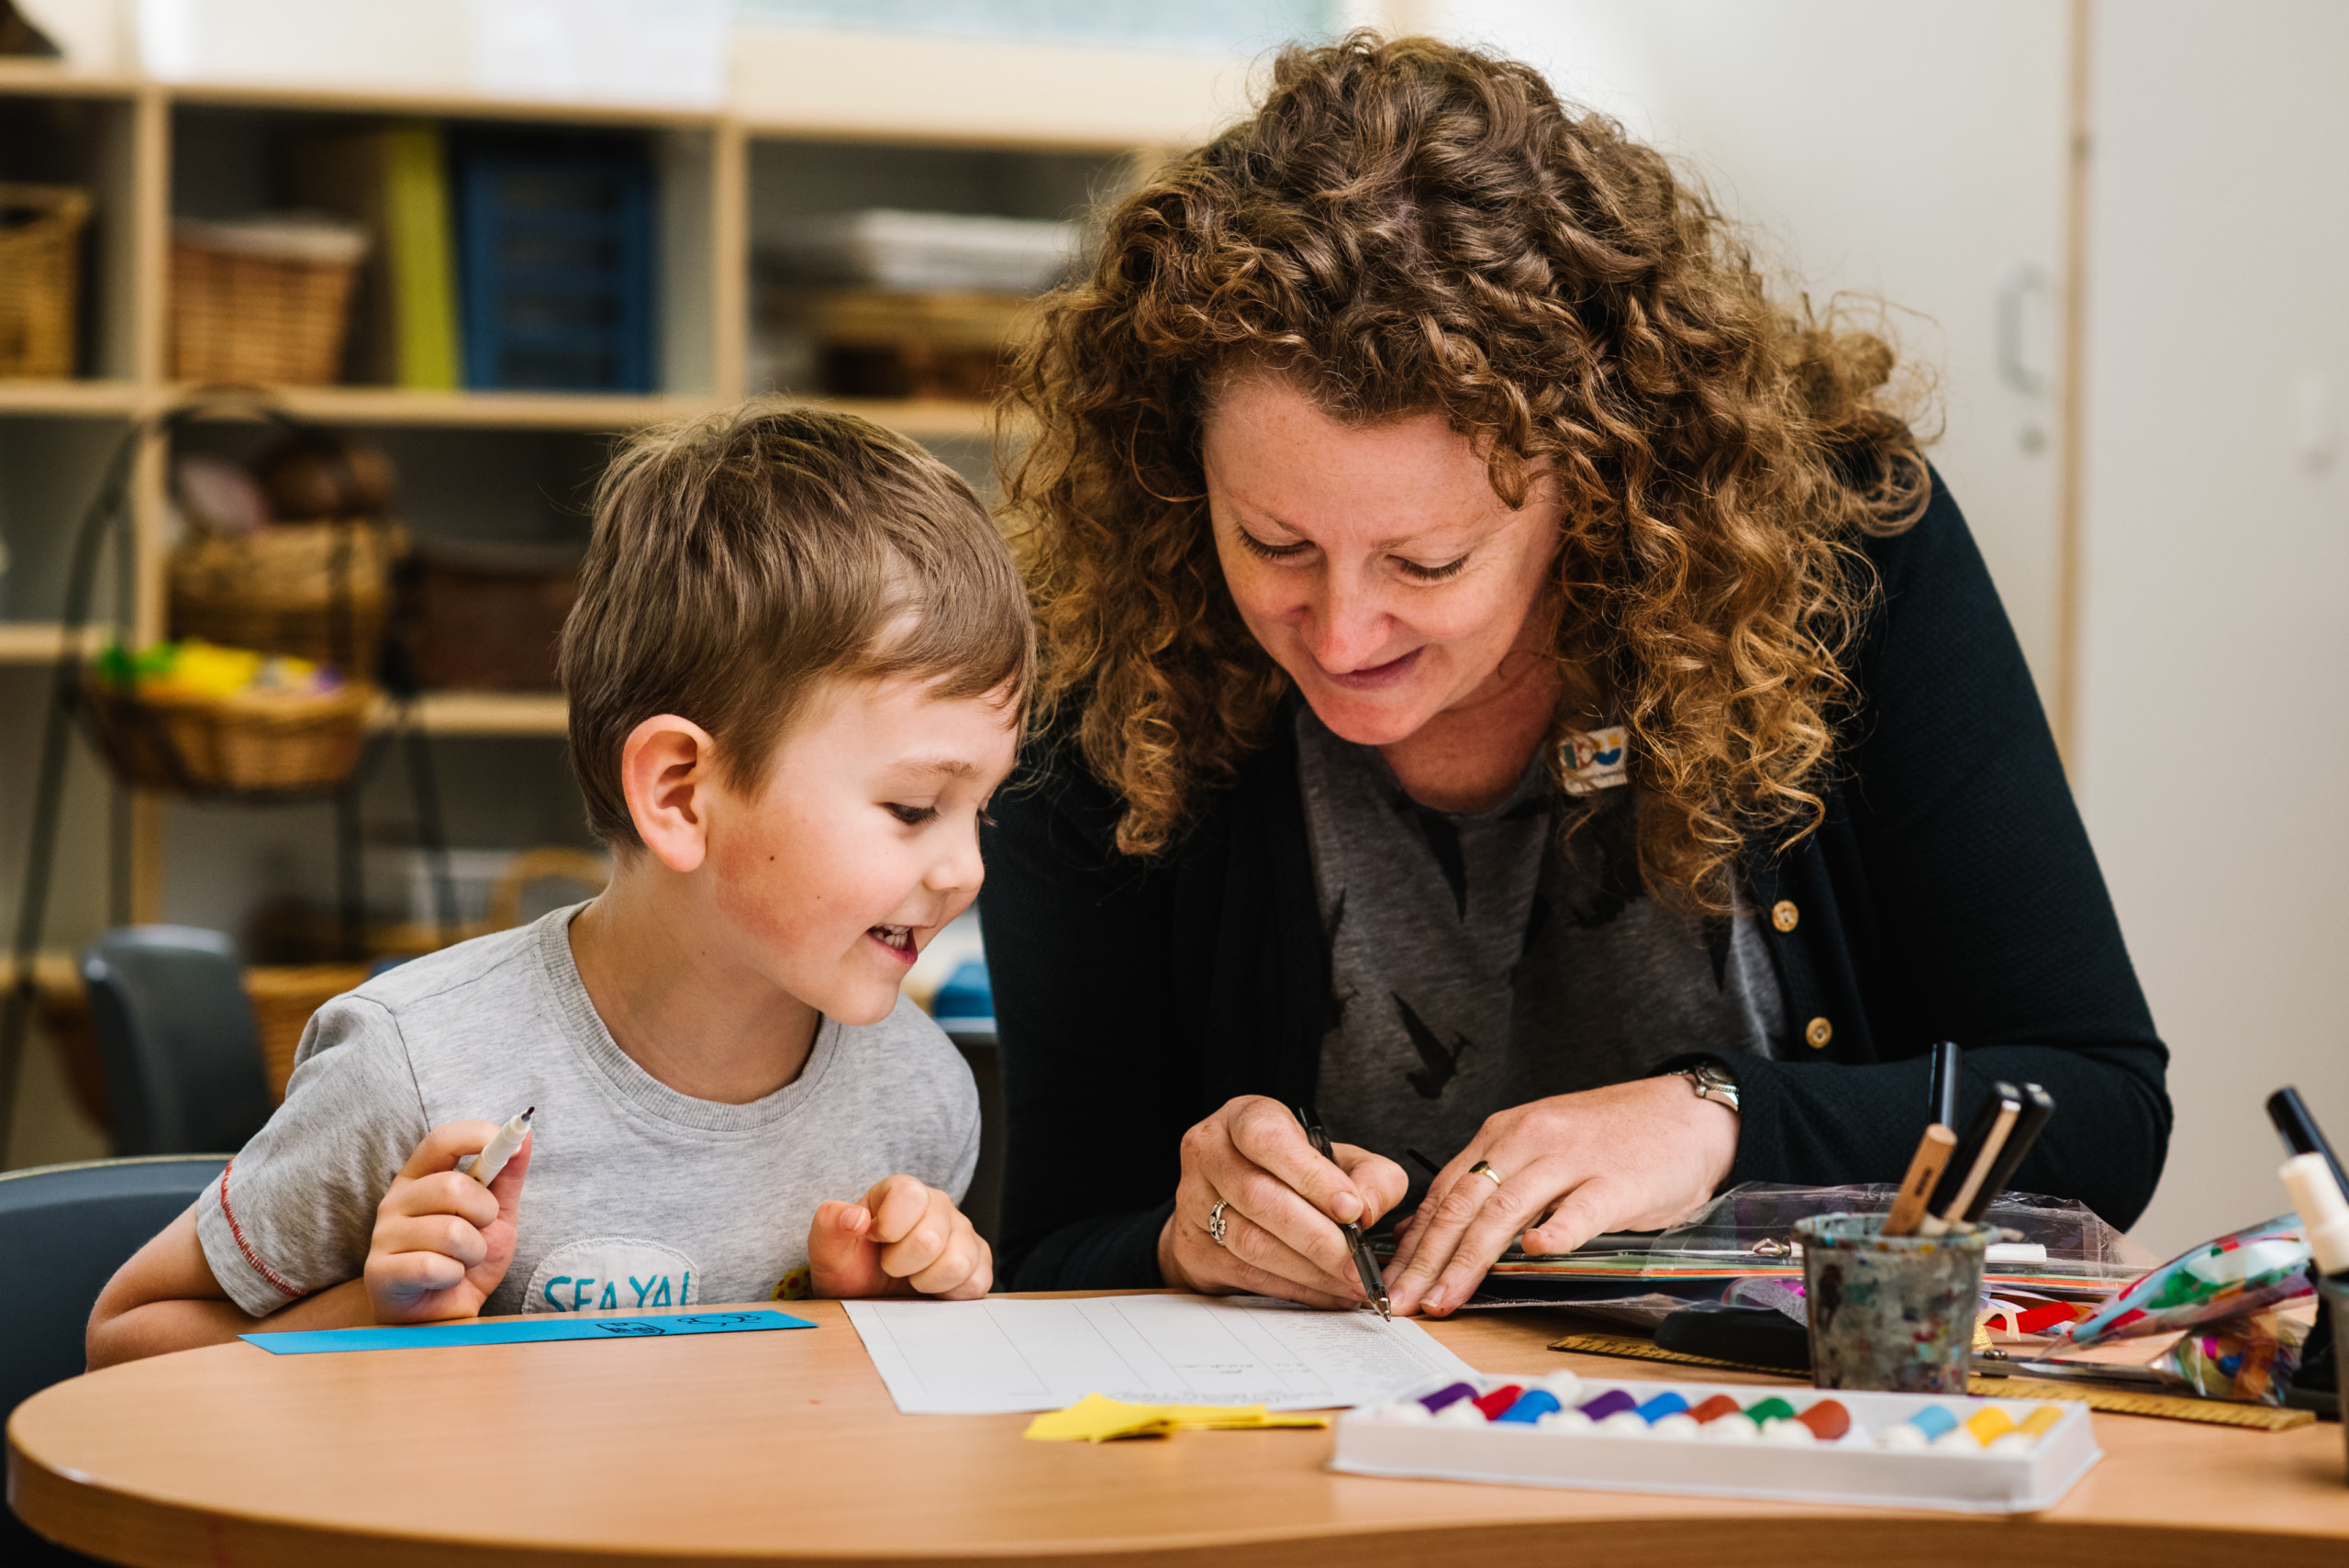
(1328, 1374, 2101, 1514)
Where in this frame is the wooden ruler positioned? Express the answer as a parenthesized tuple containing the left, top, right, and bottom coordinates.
(1547, 1331, 2317, 1431)
(1974, 1375, 2316, 1430)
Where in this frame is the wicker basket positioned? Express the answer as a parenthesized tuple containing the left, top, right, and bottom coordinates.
(246, 964, 372, 1101)
(170, 519, 402, 669)
(171, 217, 367, 385)
(811, 289, 1028, 399)
(406, 539, 580, 690)
(82, 675, 373, 795)
(0, 183, 91, 379)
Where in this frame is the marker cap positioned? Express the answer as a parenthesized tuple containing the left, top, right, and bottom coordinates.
(2281, 1151, 2349, 1275)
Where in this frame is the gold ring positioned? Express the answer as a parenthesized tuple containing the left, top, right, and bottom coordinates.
(1468, 1161, 1504, 1188)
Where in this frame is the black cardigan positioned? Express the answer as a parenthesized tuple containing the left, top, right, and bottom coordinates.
(980, 475, 2171, 1291)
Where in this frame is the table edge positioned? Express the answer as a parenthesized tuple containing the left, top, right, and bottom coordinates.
(13, 1416, 2349, 1568)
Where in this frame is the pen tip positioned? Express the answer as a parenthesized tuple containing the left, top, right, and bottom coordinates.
(522, 1106, 535, 1120)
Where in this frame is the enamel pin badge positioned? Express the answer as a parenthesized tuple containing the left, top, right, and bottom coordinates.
(1560, 726, 1628, 795)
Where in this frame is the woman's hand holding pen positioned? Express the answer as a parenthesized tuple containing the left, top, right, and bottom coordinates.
(1385, 1076, 1736, 1318)
(364, 1119, 533, 1324)
(1157, 1095, 1408, 1308)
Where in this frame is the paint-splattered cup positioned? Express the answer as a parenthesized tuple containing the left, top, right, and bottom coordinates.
(1797, 1213, 1988, 1395)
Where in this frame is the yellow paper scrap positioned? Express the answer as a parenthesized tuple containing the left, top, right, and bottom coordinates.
(1021, 1393, 1330, 1442)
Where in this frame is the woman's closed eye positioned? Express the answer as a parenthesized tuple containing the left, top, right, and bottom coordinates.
(884, 802, 939, 826)
(1237, 525, 1469, 582)
(1233, 526, 1311, 562)
(1394, 552, 1469, 582)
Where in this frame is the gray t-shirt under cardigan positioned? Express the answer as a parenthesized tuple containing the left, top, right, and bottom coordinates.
(196, 905, 979, 1318)
(1296, 704, 1787, 1168)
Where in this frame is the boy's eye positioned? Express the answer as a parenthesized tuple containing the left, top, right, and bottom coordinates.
(885, 803, 938, 826)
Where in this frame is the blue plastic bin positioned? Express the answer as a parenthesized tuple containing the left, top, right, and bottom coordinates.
(456, 135, 654, 392)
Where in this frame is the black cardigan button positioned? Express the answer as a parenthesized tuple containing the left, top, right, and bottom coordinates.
(1771, 899, 1799, 932)
(1805, 1016, 1833, 1050)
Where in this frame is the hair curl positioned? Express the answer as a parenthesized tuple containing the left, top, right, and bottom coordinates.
(1002, 30, 1929, 909)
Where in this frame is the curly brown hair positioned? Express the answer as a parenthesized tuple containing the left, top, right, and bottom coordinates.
(1001, 30, 1929, 909)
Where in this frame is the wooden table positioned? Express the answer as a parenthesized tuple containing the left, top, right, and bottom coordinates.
(11, 1296, 2349, 1567)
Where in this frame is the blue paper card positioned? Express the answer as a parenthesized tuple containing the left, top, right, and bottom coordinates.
(242, 1308, 816, 1355)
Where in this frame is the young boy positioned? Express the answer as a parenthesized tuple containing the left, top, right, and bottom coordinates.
(88, 404, 1030, 1363)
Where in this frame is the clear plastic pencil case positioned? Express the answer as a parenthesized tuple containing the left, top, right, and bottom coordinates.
(1327, 1372, 2101, 1514)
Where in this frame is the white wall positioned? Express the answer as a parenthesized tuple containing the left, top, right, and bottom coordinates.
(1416, 0, 2072, 696)
(2076, 2, 2349, 1252)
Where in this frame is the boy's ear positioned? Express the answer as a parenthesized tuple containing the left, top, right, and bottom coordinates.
(620, 715, 720, 873)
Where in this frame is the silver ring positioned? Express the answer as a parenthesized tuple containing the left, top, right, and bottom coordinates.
(1208, 1198, 1230, 1247)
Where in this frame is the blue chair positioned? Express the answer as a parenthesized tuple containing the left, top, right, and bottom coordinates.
(930, 958, 996, 1037)
(0, 1155, 228, 1563)
(80, 926, 273, 1156)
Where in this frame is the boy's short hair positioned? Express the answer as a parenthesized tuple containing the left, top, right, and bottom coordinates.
(560, 400, 1034, 848)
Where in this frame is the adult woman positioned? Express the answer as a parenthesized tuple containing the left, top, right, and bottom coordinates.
(981, 34, 2167, 1317)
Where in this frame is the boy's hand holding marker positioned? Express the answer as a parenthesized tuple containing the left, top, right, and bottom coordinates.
(364, 1116, 535, 1324)
(808, 1173, 992, 1300)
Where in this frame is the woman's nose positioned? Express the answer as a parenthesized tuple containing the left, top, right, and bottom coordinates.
(1297, 576, 1392, 672)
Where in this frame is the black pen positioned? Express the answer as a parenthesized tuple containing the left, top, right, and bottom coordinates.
(1929, 1079, 2012, 1216)
(1928, 1041, 1961, 1130)
(2266, 1087, 2349, 1201)
(1295, 1104, 1391, 1321)
(1925, 1080, 2022, 1231)
(1961, 1083, 2054, 1224)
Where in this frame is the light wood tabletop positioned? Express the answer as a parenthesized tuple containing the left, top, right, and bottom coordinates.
(10, 1294, 2349, 1567)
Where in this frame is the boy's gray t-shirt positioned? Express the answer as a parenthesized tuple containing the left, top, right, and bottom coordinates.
(195, 904, 980, 1318)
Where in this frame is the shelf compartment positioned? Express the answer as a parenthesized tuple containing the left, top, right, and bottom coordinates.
(0, 91, 150, 381)
(0, 414, 139, 628)
(170, 104, 726, 401)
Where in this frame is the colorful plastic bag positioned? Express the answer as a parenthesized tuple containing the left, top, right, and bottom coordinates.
(2057, 1214, 2312, 1349)
(2149, 1307, 2310, 1404)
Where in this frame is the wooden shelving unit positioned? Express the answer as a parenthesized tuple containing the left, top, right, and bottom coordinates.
(0, 49, 1153, 942)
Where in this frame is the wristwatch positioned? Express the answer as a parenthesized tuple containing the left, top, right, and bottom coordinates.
(1677, 1061, 1742, 1115)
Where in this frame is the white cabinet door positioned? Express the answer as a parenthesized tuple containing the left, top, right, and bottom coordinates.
(2075, 1, 2349, 1252)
